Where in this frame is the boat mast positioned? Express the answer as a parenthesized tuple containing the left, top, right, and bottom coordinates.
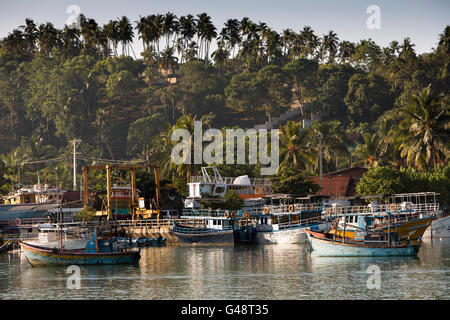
(59, 206, 63, 251)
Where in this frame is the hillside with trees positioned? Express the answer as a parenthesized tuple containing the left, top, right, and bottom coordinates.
(0, 13, 448, 196)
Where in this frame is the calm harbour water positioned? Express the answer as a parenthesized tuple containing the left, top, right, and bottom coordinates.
(0, 239, 449, 300)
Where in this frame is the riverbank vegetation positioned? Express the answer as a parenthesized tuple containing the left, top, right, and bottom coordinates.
(0, 14, 448, 197)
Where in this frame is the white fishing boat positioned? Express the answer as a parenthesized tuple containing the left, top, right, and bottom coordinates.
(21, 223, 91, 250)
(254, 205, 329, 244)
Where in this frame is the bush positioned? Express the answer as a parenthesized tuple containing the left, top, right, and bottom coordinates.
(74, 207, 97, 222)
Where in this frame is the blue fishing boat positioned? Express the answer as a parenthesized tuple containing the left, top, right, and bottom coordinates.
(305, 229, 419, 257)
(19, 231, 140, 266)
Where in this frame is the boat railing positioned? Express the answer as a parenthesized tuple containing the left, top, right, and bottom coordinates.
(189, 176, 272, 185)
(323, 202, 440, 216)
(265, 203, 323, 214)
(173, 223, 233, 234)
(276, 215, 326, 230)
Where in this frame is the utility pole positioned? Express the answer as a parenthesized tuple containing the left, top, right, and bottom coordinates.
(70, 139, 81, 191)
(319, 134, 323, 184)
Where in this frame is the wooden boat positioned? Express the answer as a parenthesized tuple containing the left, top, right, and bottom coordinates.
(19, 230, 140, 266)
(254, 213, 329, 244)
(172, 220, 234, 246)
(305, 229, 419, 257)
(19, 241, 140, 266)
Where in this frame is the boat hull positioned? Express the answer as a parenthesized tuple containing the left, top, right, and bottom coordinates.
(19, 242, 140, 266)
(331, 217, 434, 241)
(255, 227, 308, 244)
(173, 230, 234, 246)
(305, 231, 418, 257)
(255, 222, 330, 244)
(422, 215, 450, 239)
(23, 239, 89, 250)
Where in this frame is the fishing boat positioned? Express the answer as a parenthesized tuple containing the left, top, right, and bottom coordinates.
(173, 209, 258, 245)
(19, 207, 140, 266)
(21, 223, 91, 250)
(173, 217, 235, 246)
(20, 230, 140, 266)
(254, 203, 329, 244)
(305, 229, 419, 257)
(325, 193, 440, 241)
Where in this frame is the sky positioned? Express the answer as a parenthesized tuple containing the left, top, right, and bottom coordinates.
(0, 0, 448, 56)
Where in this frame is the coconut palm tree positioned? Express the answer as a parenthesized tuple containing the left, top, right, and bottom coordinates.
(117, 16, 134, 57)
(19, 18, 38, 53)
(438, 25, 450, 55)
(277, 121, 314, 172)
(338, 41, 356, 64)
(309, 121, 350, 172)
(352, 133, 380, 167)
(60, 25, 81, 56)
(398, 85, 449, 170)
(162, 12, 178, 51)
(321, 30, 339, 63)
(104, 20, 120, 56)
(179, 15, 196, 62)
(37, 22, 59, 55)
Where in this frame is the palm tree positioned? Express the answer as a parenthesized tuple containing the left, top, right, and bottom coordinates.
(300, 26, 320, 59)
(309, 121, 350, 172)
(211, 41, 229, 77)
(353, 133, 380, 167)
(60, 25, 81, 56)
(399, 37, 415, 59)
(160, 46, 178, 75)
(321, 30, 339, 63)
(398, 85, 449, 170)
(80, 17, 102, 54)
(179, 15, 196, 62)
(281, 29, 295, 56)
(37, 22, 59, 55)
(117, 16, 134, 57)
(19, 18, 38, 52)
(278, 121, 314, 172)
(338, 41, 355, 64)
(438, 25, 450, 55)
(162, 12, 178, 51)
(222, 19, 241, 58)
(1, 29, 26, 53)
(104, 20, 120, 56)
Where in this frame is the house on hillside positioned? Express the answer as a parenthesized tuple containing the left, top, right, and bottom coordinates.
(311, 167, 368, 198)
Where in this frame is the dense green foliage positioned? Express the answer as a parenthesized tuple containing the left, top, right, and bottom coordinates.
(0, 14, 448, 197)
(356, 165, 450, 204)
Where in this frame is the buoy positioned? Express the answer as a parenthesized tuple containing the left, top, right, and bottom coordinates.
(231, 211, 238, 218)
(263, 207, 270, 215)
(243, 211, 250, 219)
(390, 203, 397, 212)
(288, 205, 294, 213)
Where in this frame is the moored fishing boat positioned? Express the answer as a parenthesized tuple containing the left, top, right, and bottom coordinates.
(172, 217, 235, 246)
(325, 193, 441, 241)
(20, 240, 140, 266)
(305, 229, 419, 257)
(254, 204, 329, 244)
(19, 226, 140, 266)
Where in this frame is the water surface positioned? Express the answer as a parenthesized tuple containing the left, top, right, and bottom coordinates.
(0, 239, 448, 299)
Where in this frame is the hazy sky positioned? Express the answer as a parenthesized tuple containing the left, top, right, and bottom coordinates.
(0, 0, 448, 56)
